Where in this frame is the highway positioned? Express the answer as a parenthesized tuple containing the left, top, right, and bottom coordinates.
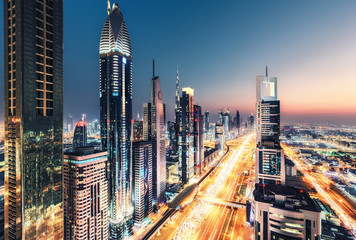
(151, 134, 256, 240)
(283, 145, 356, 236)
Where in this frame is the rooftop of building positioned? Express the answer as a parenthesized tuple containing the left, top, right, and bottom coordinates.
(64, 146, 106, 157)
(254, 183, 320, 212)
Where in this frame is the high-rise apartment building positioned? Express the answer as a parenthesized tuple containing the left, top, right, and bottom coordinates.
(4, 0, 63, 239)
(204, 110, 210, 134)
(193, 105, 204, 175)
(99, 2, 133, 238)
(255, 67, 285, 185)
(73, 115, 87, 150)
(63, 147, 108, 240)
(178, 87, 195, 184)
(150, 61, 166, 208)
(132, 141, 153, 225)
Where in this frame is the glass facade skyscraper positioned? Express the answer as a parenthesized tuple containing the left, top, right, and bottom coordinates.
(255, 67, 285, 185)
(4, 0, 64, 239)
(99, 2, 133, 238)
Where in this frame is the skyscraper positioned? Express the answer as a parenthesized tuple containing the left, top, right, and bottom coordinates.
(204, 110, 210, 134)
(175, 67, 180, 121)
(193, 105, 204, 175)
(235, 110, 240, 134)
(132, 141, 153, 225)
(64, 147, 108, 240)
(73, 115, 87, 150)
(99, 2, 133, 238)
(255, 67, 285, 185)
(142, 102, 152, 141)
(150, 60, 166, 208)
(178, 87, 195, 184)
(4, 0, 63, 239)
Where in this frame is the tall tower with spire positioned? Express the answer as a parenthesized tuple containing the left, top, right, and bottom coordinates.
(175, 67, 180, 120)
(150, 60, 166, 209)
(99, 2, 133, 238)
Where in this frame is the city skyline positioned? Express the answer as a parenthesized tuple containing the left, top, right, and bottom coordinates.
(1, 0, 356, 125)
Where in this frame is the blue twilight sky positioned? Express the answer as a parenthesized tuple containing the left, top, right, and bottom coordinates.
(1, 0, 356, 125)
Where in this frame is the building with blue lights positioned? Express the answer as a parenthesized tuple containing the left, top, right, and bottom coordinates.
(99, 2, 133, 238)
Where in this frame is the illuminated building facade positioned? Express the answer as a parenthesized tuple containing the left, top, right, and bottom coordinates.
(142, 103, 152, 141)
(73, 115, 87, 150)
(255, 67, 285, 185)
(4, 0, 63, 239)
(253, 184, 322, 240)
(193, 105, 204, 175)
(178, 87, 195, 183)
(63, 147, 108, 240)
(99, 2, 133, 238)
(133, 120, 143, 142)
(150, 61, 166, 208)
(204, 110, 210, 139)
(132, 141, 152, 225)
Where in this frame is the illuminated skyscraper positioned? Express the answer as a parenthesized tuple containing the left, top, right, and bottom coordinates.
(150, 60, 166, 208)
(143, 102, 152, 141)
(64, 147, 108, 240)
(73, 115, 87, 150)
(193, 105, 204, 175)
(99, 2, 133, 238)
(175, 67, 180, 121)
(178, 87, 195, 184)
(132, 141, 152, 225)
(255, 67, 285, 185)
(4, 0, 63, 239)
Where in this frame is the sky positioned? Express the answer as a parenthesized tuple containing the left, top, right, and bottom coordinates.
(1, 0, 356, 125)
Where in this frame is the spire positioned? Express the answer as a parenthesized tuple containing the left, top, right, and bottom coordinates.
(107, 0, 111, 15)
(175, 66, 180, 120)
(265, 65, 268, 78)
(153, 59, 155, 79)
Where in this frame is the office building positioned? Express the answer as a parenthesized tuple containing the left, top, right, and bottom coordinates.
(132, 141, 153, 225)
(255, 67, 285, 185)
(150, 60, 166, 208)
(193, 105, 204, 175)
(63, 147, 108, 240)
(99, 2, 133, 238)
(178, 88, 195, 183)
(253, 184, 322, 240)
(67, 113, 74, 133)
(73, 115, 87, 150)
(4, 0, 63, 239)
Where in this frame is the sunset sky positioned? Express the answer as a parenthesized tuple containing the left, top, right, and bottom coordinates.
(1, 0, 355, 125)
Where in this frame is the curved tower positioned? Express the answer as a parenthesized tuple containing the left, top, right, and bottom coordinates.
(99, 2, 133, 238)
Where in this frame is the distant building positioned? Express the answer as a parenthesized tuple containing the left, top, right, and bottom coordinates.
(178, 87, 195, 184)
(253, 184, 322, 240)
(205, 110, 210, 134)
(64, 147, 108, 240)
(133, 120, 144, 142)
(234, 110, 241, 135)
(143, 102, 152, 141)
(193, 105, 204, 175)
(132, 141, 152, 225)
(73, 115, 87, 150)
(215, 124, 225, 154)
